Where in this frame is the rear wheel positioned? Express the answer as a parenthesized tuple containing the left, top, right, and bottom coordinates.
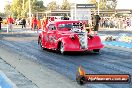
(93, 49, 100, 53)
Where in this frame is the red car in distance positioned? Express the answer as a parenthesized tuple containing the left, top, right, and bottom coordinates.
(38, 20, 104, 54)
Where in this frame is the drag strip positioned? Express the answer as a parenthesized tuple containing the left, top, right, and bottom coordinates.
(0, 32, 132, 88)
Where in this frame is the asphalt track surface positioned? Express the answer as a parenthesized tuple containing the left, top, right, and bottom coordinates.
(0, 30, 132, 88)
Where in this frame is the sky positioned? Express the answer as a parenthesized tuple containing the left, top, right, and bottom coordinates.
(0, 0, 131, 12)
(0, 0, 12, 12)
(115, 0, 132, 9)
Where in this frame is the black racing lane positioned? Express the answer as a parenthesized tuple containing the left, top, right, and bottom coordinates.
(0, 33, 132, 88)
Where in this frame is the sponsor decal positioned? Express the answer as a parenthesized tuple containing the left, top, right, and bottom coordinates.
(76, 4, 96, 8)
(76, 66, 131, 85)
(50, 35, 56, 43)
(45, 34, 49, 41)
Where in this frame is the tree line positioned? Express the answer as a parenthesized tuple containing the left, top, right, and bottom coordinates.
(4, 0, 117, 18)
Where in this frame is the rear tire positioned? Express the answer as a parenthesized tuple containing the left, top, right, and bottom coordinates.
(93, 49, 100, 53)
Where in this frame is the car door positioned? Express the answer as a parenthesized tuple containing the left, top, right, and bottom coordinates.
(41, 25, 48, 48)
(47, 24, 56, 49)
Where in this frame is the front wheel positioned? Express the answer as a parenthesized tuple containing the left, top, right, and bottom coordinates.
(38, 38, 44, 50)
(59, 43, 65, 54)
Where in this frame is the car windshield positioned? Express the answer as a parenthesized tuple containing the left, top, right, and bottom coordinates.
(58, 23, 83, 31)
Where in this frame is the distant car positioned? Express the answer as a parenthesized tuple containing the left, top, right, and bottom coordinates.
(38, 20, 104, 54)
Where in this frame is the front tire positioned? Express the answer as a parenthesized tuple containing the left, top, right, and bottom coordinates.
(59, 43, 65, 54)
(38, 38, 44, 50)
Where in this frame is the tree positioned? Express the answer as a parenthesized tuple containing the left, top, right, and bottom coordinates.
(24, 0, 46, 16)
(99, 1, 106, 10)
(10, 0, 22, 18)
(5, 0, 46, 18)
(4, 4, 11, 16)
(88, 0, 117, 10)
(32, 0, 46, 12)
(47, 1, 59, 10)
(61, 0, 70, 10)
(0, 12, 6, 17)
(88, 0, 107, 10)
(89, 0, 96, 4)
(106, 0, 117, 10)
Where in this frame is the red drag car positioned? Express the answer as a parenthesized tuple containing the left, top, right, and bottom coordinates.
(38, 20, 104, 54)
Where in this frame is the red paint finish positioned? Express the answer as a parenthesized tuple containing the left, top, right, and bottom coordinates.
(38, 20, 104, 52)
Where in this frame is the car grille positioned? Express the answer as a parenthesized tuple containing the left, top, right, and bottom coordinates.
(78, 32, 88, 49)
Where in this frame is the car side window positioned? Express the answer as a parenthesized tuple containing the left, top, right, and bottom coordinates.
(49, 24, 56, 30)
(58, 24, 65, 28)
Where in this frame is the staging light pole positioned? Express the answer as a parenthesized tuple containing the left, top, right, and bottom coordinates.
(23, 0, 25, 10)
(75, 3, 77, 20)
(28, 0, 32, 28)
(22, 0, 25, 16)
(96, 0, 100, 15)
